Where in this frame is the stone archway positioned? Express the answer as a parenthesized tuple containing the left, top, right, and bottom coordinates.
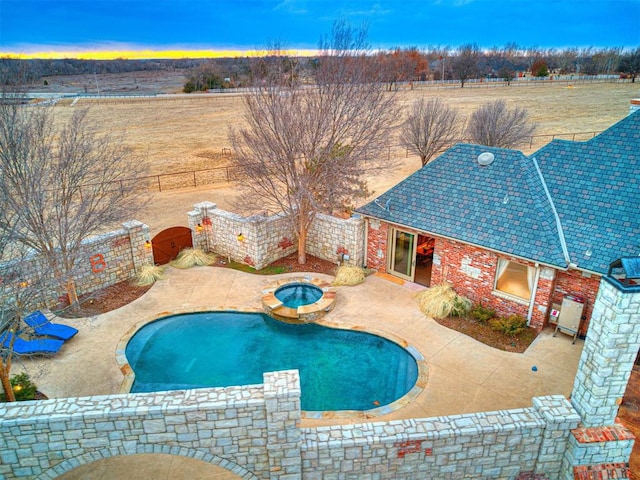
(55, 454, 243, 480)
(41, 446, 259, 480)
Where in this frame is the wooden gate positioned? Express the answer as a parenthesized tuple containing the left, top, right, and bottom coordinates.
(151, 226, 193, 265)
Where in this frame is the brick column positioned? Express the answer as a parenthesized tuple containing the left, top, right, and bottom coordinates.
(263, 370, 302, 480)
(570, 279, 640, 426)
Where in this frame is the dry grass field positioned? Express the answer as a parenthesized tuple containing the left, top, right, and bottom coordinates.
(44, 77, 639, 233)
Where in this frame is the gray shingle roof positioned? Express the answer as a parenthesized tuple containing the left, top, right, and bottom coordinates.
(357, 111, 640, 274)
(534, 110, 640, 273)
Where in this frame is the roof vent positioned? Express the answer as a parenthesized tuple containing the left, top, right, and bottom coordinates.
(477, 152, 495, 166)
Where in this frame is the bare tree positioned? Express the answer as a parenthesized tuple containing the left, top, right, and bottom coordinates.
(0, 170, 52, 401)
(466, 100, 536, 148)
(620, 47, 640, 83)
(230, 21, 400, 264)
(0, 253, 51, 402)
(401, 98, 460, 166)
(0, 101, 147, 310)
(452, 43, 480, 88)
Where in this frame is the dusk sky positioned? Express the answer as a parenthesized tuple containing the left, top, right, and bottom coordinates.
(1, 0, 639, 59)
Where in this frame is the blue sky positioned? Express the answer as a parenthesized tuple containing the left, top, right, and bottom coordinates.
(1, 0, 639, 57)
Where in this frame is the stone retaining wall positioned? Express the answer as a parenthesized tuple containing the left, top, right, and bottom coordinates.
(0, 371, 582, 479)
(1, 221, 152, 309)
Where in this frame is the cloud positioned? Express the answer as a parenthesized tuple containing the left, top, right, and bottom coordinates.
(275, 0, 308, 14)
(340, 2, 392, 17)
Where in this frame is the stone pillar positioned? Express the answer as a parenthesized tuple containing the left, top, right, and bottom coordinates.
(263, 370, 302, 480)
(123, 220, 153, 271)
(532, 395, 581, 478)
(189, 201, 216, 252)
(562, 276, 640, 479)
(570, 279, 640, 426)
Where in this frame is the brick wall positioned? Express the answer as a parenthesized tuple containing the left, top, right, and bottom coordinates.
(551, 270, 600, 336)
(366, 222, 601, 333)
(430, 237, 555, 329)
(365, 219, 389, 271)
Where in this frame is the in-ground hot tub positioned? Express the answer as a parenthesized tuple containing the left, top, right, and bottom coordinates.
(262, 277, 336, 323)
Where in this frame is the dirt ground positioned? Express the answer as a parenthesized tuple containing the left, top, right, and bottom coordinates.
(43, 78, 637, 177)
(36, 74, 637, 235)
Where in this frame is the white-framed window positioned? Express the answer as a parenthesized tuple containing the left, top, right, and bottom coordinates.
(494, 259, 536, 301)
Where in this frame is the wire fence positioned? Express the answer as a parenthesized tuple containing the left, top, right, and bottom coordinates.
(108, 129, 601, 194)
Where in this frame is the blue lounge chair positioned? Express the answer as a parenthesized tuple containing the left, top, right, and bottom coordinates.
(0, 331, 64, 355)
(24, 311, 78, 341)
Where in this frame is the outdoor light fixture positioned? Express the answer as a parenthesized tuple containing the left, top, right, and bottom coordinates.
(144, 240, 152, 249)
(19, 281, 28, 288)
(196, 223, 204, 233)
(237, 233, 245, 242)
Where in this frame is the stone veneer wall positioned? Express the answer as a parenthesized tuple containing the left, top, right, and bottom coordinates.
(188, 202, 365, 270)
(301, 395, 579, 480)
(0, 220, 152, 308)
(561, 277, 640, 478)
(0, 371, 301, 480)
(0, 373, 582, 480)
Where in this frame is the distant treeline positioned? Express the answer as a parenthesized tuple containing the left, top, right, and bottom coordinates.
(2, 44, 639, 89)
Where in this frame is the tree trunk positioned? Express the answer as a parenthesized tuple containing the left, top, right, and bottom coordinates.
(0, 364, 16, 402)
(66, 278, 80, 312)
(297, 228, 307, 265)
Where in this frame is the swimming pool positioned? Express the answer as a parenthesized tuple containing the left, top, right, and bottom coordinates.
(124, 311, 419, 412)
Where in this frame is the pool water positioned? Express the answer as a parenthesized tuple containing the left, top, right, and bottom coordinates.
(125, 312, 418, 411)
(274, 283, 323, 308)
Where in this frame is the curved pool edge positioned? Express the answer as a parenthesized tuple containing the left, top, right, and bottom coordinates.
(115, 307, 428, 420)
(262, 276, 337, 323)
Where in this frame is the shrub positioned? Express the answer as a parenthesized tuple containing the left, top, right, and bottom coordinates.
(332, 265, 364, 286)
(170, 248, 217, 269)
(469, 303, 496, 323)
(489, 314, 527, 336)
(0, 373, 38, 402)
(450, 295, 472, 317)
(132, 264, 166, 286)
(417, 283, 469, 319)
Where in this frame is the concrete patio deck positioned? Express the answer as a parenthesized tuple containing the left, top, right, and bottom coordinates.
(18, 265, 584, 428)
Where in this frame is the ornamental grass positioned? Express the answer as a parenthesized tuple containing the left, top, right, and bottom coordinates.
(332, 265, 366, 286)
(170, 248, 217, 269)
(132, 264, 167, 286)
(417, 283, 471, 319)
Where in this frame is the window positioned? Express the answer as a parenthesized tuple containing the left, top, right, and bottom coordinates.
(494, 259, 536, 300)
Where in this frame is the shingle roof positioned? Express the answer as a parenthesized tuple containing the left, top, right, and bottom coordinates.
(357, 111, 640, 274)
(534, 110, 640, 273)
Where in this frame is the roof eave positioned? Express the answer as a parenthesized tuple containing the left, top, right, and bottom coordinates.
(359, 212, 569, 271)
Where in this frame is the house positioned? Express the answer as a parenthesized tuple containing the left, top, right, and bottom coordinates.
(357, 110, 640, 335)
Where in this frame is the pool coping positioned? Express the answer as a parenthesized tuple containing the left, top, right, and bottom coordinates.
(115, 306, 428, 420)
(261, 276, 337, 323)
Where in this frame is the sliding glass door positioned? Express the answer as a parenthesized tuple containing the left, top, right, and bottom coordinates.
(388, 228, 417, 281)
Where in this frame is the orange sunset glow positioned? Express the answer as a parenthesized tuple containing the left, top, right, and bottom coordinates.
(1, 49, 320, 60)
